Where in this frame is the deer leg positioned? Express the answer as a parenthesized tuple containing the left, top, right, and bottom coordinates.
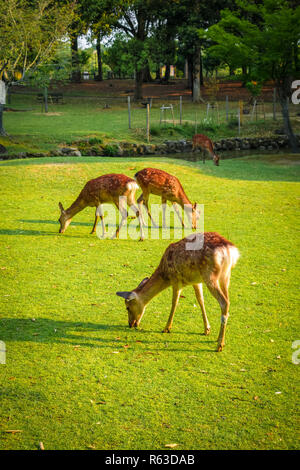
(219, 269, 231, 300)
(137, 194, 147, 227)
(91, 205, 106, 237)
(193, 284, 210, 335)
(163, 286, 181, 333)
(91, 214, 99, 234)
(112, 199, 127, 239)
(172, 203, 185, 228)
(143, 194, 157, 227)
(162, 198, 167, 228)
(205, 278, 229, 352)
(127, 200, 145, 241)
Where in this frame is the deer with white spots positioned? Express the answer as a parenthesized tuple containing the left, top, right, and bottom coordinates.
(58, 173, 144, 240)
(116, 232, 239, 351)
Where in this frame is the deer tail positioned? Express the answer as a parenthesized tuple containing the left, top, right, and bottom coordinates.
(127, 181, 139, 192)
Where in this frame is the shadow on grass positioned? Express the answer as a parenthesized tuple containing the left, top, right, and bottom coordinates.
(1, 153, 299, 182)
(0, 317, 216, 353)
(19, 219, 184, 231)
(173, 153, 300, 182)
(19, 219, 92, 227)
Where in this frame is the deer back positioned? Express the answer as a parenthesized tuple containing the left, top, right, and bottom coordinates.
(157, 232, 239, 286)
(82, 174, 138, 205)
(192, 134, 214, 153)
(135, 168, 190, 204)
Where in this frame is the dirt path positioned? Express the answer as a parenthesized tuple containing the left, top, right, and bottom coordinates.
(57, 78, 275, 102)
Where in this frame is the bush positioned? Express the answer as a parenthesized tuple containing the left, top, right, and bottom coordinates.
(103, 144, 119, 156)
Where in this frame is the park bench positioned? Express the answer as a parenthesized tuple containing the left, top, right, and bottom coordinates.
(36, 92, 64, 104)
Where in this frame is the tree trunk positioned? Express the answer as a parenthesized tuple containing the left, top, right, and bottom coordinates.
(155, 67, 161, 81)
(71, 35, 81, 82)
(200, 48, 204, 86)
(187, 57, 193, 91)
(95, 35, 103, 81)
(163, 64, 170, 83)
(279, 93, 299, 152)
(193, 47, 202, 103)
(0, 104, 5, 136)
(44, 87, 48, 113)
(134, 69, 143, 100)
(142, 65, 153, 83)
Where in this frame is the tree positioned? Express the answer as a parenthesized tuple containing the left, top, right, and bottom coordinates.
(0, 0, 75, 134)
(206, 0, 300, 152)
(176, 0, 234, 102)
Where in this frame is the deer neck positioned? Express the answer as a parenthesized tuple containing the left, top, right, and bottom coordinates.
(65, 195, 87, 220)
(177, 190, 192, 209)
(137, 270, 170, 307)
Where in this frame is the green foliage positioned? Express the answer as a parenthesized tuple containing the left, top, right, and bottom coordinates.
(245, 80, 263, 99)
(0, 0, 75, 85)
(103, 143, 119, 156)
(206, 0, 300, 89)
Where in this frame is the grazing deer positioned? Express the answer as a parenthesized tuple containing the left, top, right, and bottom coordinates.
(192, 134, 220, 166)
(58, 173, 144, 240)
(116, 232, 239, 351)
(134, 167, 199, 229)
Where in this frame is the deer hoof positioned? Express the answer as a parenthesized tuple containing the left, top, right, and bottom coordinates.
(217, 344, 224, 352)
(163, 327, 171, 333)
(204, 328, 210, 336)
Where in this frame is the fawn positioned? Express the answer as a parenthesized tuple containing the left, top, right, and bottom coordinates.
(192, 134, 220, 166)
(134, 167, 199, 229)
(58, 173, 144, 240)
(116, 232, 239, 351)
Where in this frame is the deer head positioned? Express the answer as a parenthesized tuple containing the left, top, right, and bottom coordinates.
(116, 277, 149, 327)
(213, 154, 220, 166)
(58, 202, 71, 233)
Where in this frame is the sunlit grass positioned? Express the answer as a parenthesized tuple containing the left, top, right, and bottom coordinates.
(0, 155, 299, 450)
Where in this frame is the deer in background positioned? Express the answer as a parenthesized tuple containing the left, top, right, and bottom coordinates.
(192, 134, 220, 166)
(116, 232, 239, 352)
(134, 167, 199, 229)
(58, 173, 144, 240)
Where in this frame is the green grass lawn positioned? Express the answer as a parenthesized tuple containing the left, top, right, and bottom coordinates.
(0, 154, 299, 450)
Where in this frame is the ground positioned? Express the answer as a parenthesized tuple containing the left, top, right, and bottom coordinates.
(0, 154, 299, 450)
(56, 78, 275, 102)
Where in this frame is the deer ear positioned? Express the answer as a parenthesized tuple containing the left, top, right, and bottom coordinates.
(138, 277, 149, 288)
(59, 202, 65, 213)
(116, 291, 137, 301)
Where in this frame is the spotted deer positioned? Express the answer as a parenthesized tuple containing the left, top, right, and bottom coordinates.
(58, 173, 144, 240)
(134, 167, 199, 229)
(116, 232, 239, 351)
(192, 134, 220, 166)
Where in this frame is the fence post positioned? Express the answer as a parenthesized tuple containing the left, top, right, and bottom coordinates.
(238, 107, 241, 135)
(179, 96, 182, 125)
(44, 87, 48, 113)
(239, 100, 243, 124)
(146, 103, 150, 143)
(128, 96, 131, 129)
(226, 95, 229, 122)
(273, 88, 276, 121)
